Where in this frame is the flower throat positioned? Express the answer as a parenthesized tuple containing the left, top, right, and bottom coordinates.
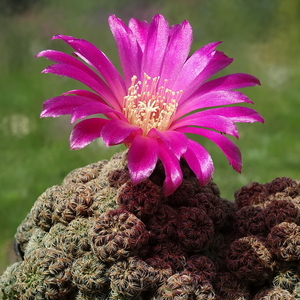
(123, 73, 182, 135)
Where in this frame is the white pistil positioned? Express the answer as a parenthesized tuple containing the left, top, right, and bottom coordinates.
(123, 73, 182, 135)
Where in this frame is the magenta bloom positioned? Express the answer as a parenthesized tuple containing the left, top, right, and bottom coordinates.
(38, 14, 263, 195)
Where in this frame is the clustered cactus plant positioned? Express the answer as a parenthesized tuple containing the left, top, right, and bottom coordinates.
(1, 151, 300, 299)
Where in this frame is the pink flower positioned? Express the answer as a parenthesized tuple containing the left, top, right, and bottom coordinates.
(37, 14, 264, 196)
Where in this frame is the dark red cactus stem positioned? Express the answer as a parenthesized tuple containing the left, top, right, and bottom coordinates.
(177, 206, 214, 252)
(267, 222, 300, 261)
(234, 181, 269, 208)
(266, 177, 299, 195)
(226, 236, 275, 285)
(234, 205, 267, 237)
(264, 200, 300, 230)
(145, 204, 179, 242)
(117, 180, 162, 219)
(90, 208, 149, 262)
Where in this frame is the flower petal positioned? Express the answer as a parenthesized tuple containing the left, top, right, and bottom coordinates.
(157, 141, 183, 196)
(42, 63, 118, 106)
(70, 118, 109, 149)
(53, 34, 126, 108)
(175, 90, 253, 119)
(171, 115, 239, 137)
(100, 119, 142, 146)
(148, 129, 188, 159)
(179, 50, 233, 103)
(128, 18, 149, 52)
(160, 20, 193, 85)
(41, 95, 99, 117)
(70, 102, 125, 123)
(36, 50, 101, 83)
(108, 14, 142, 86)
(141, 14, 169, 78)
(199, 73, 261, 94)
(171, 42, 221, 91)
(177, 127, 242, 172)
(40, 95, 122, 123)
(60, 91, 125, 121)
(62, 89, 107, 104)
(181, 106, 265, 124)
(128, 135, 158, 185)
(184, 139, 214, 185)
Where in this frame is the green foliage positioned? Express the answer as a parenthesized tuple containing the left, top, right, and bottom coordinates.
(1, 0, 300, 273)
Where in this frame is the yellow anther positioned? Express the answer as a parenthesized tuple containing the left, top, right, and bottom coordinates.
(123, 73, 182, 135)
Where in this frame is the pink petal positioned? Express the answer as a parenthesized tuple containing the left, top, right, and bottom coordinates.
(171, 115, 239, 137)
(60, 91, 125, 121)
(179, 50, 233, 103)
(41, 95, 101, 117)
(70, 102, 125, 123)
(108, 15, 142, 86)
(177, 127, 242, 172)
(70, 118, 109, 149)
(184, 139, 214, 185)
(171, 42, 222, 91)
(148, 129, 188, 159)
(181, 106, 265, 124)
(128, 18, 149, 52)
(158, 141, 183, 196)
(160, 20, 193, 85)
(36, 50, 101, 83)
(53, 35, 126, 108)
(141, 14, 169, 78)
(199, 73, 261, 94)
(40, 95, 122, 123)
(175, 90, 253, 119)
(42, 63, 118, 107)
(189, 50, 234, 90)
(62, 89, 107, 104)
(128, 135, 158, 185)
(100, 119, 142, 146)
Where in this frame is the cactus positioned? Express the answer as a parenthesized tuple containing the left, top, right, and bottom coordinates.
(2, 151, 300, 299)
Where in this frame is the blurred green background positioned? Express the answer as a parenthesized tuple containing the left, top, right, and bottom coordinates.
(0, 0, 299, 272)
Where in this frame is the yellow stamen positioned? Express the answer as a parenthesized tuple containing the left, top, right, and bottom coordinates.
(123, 73, 183, 135)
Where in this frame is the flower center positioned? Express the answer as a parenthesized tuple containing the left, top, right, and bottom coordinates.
(123, 73, 182, 135)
